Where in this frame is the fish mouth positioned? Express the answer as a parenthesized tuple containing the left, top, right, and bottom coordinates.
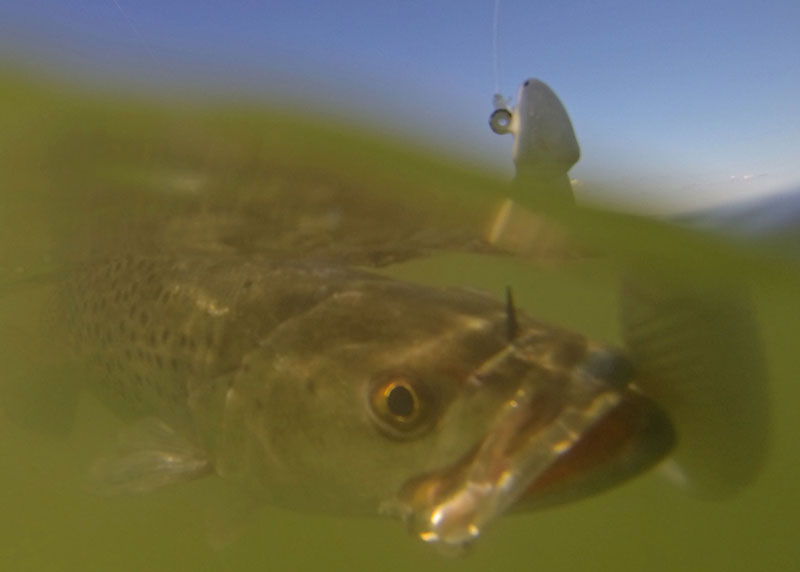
(517, 390, 674, 510)
(385, 380, 674, 553)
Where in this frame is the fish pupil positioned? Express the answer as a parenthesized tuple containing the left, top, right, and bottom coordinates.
(387, 385, 416, 418)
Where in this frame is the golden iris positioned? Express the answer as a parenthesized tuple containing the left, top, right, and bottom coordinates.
(369, 375, 434, 438)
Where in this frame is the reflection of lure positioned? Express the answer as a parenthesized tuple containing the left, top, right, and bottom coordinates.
(490, 79, 580, 206)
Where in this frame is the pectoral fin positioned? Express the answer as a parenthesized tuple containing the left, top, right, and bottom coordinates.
(90, 417, 212, 495)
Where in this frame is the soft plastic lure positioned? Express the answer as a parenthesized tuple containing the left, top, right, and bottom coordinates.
(490, 79, 580, 175)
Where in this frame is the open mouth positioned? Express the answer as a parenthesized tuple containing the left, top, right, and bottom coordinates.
(384, 380, 675, 553)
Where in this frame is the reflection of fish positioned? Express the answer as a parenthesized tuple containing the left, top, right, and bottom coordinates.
(60, 253, 672, 552)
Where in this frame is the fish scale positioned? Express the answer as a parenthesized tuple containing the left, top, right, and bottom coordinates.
(61, 255, 215, 425)
(56, 254, 403, 436)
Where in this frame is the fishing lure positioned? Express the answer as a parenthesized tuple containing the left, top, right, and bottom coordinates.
(488, 2, 580, 205)
(490, 80, 580, 178)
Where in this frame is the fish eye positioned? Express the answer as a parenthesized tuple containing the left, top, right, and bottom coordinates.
(369, 375, 435, 439)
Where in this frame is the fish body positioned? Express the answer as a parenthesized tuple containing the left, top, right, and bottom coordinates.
(57, 251, 672, 549)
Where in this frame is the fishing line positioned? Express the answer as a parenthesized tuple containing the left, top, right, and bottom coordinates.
(110, 0, 160, 70)
(489, 0, 512, 133)
(492, 0, 502, 97)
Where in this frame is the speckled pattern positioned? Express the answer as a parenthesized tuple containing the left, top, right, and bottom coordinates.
(58, 255, 339, 427)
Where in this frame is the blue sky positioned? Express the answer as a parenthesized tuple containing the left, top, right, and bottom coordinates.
(1, 1, 798, 212)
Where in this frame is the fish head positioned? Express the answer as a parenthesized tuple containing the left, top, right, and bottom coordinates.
(224, 277, 674, 551)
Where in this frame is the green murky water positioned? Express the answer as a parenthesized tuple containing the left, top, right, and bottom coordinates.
(1, 71, 798, 571)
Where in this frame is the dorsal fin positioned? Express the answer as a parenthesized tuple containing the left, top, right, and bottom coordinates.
(505, 286, 519, 342)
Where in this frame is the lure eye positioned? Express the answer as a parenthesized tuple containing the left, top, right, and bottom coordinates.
(489, 108, 512, 134)
(369, 375, 435, 439)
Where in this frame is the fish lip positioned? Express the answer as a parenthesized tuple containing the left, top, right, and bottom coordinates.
(387, 383, 674, 551)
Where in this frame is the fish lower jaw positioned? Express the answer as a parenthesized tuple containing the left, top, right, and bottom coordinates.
(382, 386, 625, 553)
(383, 386, 674, 554)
